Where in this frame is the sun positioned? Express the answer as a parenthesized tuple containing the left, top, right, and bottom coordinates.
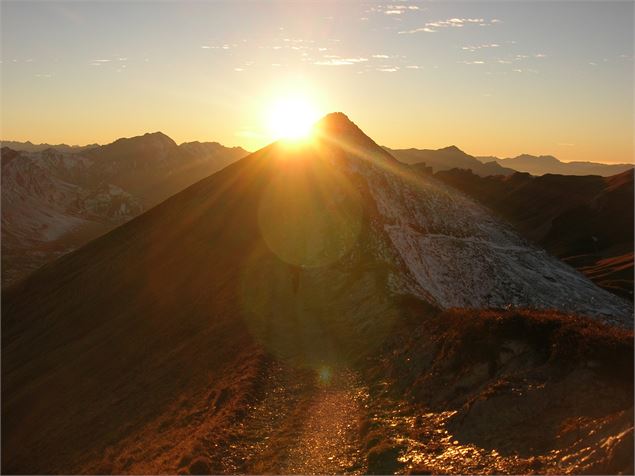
(267, 95, 320, 141)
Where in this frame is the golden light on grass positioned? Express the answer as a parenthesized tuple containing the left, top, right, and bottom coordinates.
(266, 94, 321, 141)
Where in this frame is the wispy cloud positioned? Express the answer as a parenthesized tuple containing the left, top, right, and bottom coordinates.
(367, 4, 421, 16)
(399, 18, 500, 34)
(462, 43, 500, 52)
(314, 57, 369, 66)
(201, 44, 234, 50)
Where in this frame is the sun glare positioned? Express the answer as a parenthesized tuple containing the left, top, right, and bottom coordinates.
(267, 95, 320, 141)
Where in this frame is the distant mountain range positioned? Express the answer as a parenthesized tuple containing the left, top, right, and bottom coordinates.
(384, 144, 633, 178)
(1, 133, 248, 286)
(385, 145, 516, 177)
(435, 168, 634, 300)
(1, 140, 100, 153)
(477, 153, 633, 177)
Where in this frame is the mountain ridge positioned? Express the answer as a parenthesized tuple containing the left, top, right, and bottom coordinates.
(385, 145, 516, 177)
(1, 132, 249, 286)
(435, 168, 634, 300)
(477, 153, 633, 176)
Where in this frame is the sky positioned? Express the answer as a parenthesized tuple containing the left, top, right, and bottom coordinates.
(1, 1, 633, 163)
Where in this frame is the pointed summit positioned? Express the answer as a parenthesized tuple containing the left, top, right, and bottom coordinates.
(312, 112, 397, 162)
(314, 112, 359, 133)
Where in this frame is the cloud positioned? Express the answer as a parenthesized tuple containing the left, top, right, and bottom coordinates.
(377, 67, 399, 72)
(387, 4, 420, 10)
(314, 57, 369, 66)
(399, 18, 499, 34)
(372, 54, 390, 58)
(462, 44, 500, 51)
(460, 60, 485, 65)
(405, 65, 421, 69)
(201, 44, 233, 50)
(367, 4, 421, 16)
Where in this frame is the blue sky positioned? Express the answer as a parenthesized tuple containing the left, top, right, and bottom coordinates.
(1, 1, 633, 163)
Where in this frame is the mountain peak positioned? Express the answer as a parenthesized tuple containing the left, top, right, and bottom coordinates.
(439, 145, 469, 155)
(313, 112, 360, 134)
(107, 131, 177, 150)
(311, 112, 396, 163)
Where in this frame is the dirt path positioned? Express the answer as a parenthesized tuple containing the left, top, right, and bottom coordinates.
(201, 360, 545, 475)
(220, 362, 368, 474)
(277, 368, 367, 474)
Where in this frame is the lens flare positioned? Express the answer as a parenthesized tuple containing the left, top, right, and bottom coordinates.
(257, 151, 363, 268)
(318, 366, 332, 385)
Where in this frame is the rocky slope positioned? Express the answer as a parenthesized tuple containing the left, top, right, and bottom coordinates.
(2, 114, 632, 474)
(1, 135, 247, 286)
(434, 168, 634, 300)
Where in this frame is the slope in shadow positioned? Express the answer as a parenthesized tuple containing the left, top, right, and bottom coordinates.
(434, 168, 634, 300)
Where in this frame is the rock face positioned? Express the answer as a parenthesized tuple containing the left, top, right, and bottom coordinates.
(1, 134, 247, 286)
(1, 113, 632, 474)
(315, 114, 632, 324)
(435, 168, 635, 301)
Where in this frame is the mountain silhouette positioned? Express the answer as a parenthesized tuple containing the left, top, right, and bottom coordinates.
(2, 113, 632, 474)
(477, 153, 633, 176)
(386, 145, 516, 176)
(0, 139, 100, 153)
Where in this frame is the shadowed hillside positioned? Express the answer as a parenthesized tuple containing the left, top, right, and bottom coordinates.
(387, 145, 515, 177)
(434, 168, 634, 300)
(1, 135, 248, 286)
